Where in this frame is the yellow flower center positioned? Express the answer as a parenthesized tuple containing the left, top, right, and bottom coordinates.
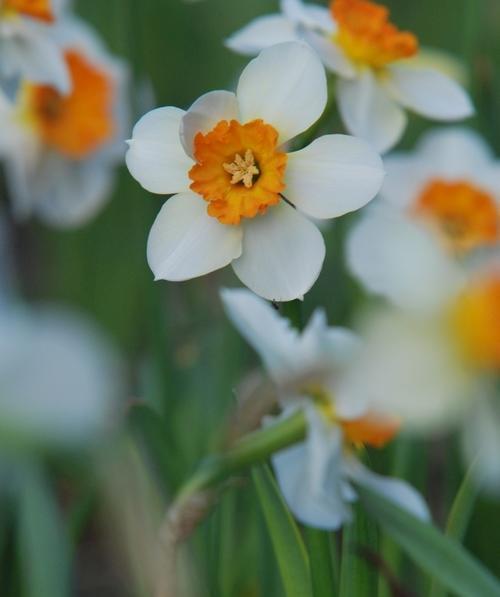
(308, 386, 400, 449)
(331, 0, 418, 69)
(412, 179, 499, 254)
(23, 49, 115, 159)
(2, 0, 54, 22)
(189, 119, 287, 226)
(451, 275, 500, 371)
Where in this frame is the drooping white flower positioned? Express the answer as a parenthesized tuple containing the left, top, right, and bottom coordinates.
(126, 42, 384, 302)
(0, 16, 129, 228)
(0, 0, 70, 92)
(221, 287, 429, 529)
(227, 0, 473, 153)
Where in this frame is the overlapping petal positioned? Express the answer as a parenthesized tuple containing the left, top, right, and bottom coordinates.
(225, 15, 298, 56)
(147, 193, 243, 282)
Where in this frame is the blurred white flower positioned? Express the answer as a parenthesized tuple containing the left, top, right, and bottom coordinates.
(0, 303, 123, 450)
(0, 0, 70, 92)
(126, 41, 384, 302)
(227, 0, 473, 153)
(347, 128, 500, 313)
(0, 15, 129, 228)
(221, 287, 429, 529)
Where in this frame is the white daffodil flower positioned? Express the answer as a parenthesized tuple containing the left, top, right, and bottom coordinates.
(126, 42, 384, 302)
(0, 16, 129, 228)
(0, 303, 123, 449)
(347, 128, 500, 313)
(0, 0, 70, 92)
(221, 287, 429, 529)
(227, 0, 473, 153)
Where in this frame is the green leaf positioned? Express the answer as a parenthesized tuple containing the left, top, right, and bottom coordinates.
(252, 464, 313, 597)
(429, 464, 479, 597)
(17, 466, 71, 597)
(304, 527, 338, 597)
(339, 503, 378, 597)
(358, 486, 500, 597)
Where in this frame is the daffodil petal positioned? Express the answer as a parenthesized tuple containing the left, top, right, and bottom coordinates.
(345, 457, 431, 521)
(386, 65, 474, 121)
(337, 70, 407, 154)
(180, 90, 240, 158)
(285, 134, 384, 219)
(232, 201, 325, 302)
(225, 14, 298, 56)
(220, 288, 300, 384)
(126, 107, 192, 195)
(271, 405, 353, 530)
(347, 206, 465, 313)
(237, 41, 327, 145)
(147, 193, 243, 282)
(300, 28, 355, 78)
(280, 0, 335, 33)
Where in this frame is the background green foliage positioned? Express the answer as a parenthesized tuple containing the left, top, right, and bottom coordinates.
(9, 0, 500, 594)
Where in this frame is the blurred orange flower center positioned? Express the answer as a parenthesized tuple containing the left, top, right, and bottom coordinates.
(331, 0, 418, 69)
(312, 387, 399, 448)
(412, 179, 499, 253)
(3, 0, 54, 22)
(451, 275, 500, 371)
(189, 119, 287, 226)
(26, 49, 114, 159)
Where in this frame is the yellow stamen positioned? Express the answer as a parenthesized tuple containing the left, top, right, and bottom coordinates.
(223, 149, 260, 188)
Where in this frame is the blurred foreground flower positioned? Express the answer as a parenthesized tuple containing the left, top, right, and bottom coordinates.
(0, 16, 129, 227)
(221, 288, 429, 529)
(0, 303, 122, 450)
(0, 0, 69, 92)
(227, 0, 473, 152)
(126, 41, 384, 301)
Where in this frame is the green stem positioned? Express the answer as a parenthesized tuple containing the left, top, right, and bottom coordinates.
(176, 410, 307, 504)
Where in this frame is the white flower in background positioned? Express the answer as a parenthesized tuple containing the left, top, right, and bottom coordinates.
(347, 128, 500, 313)
(0, 304, 123, 449)
(221, 287, 429, 529)
(347, 204, 500, 492)
(0, 16, 129, 228)
(126, 42, 384, 302)
(227, 0, 473, 153)
(0, 0, 69, 92)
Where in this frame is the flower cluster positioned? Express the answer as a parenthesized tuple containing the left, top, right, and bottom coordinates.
(122, 0, 498, 532)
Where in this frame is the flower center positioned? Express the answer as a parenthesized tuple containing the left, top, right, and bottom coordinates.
(331, 0, 418, 69)
(308, 386, 399, 449)
(412, 179, 499, 253)
(223, 149, 260, 189)
(2, 0, 54, 22)
(189, 119, 287, 226)
(23, 49, 114, 159)
(451, 274, 500, 371)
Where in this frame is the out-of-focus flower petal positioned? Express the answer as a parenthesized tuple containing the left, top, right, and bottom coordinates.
(272, 405, 353, 530)
(232, 201, 325, 302)
(300, 28, 355, 78)
(337, 69, 407, 153)
(280, 0, 334, 33)
(126, 107, 193, 195)
(386, 66, 474, 121)
(285, 134, 384, 219)
(180, 90, 240, 158)
(147, 193, 243, 282)
(347, 206, 464, 313)
(237, 41, 327, 145)
(345, 456, 430, 521)
(220, 288, 300, 385)
(225, 15, 298, 56)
